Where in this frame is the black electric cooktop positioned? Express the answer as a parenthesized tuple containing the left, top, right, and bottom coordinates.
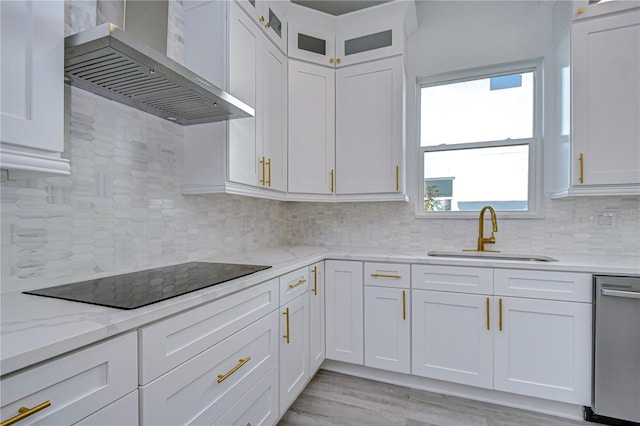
(24, 262, 271, 310)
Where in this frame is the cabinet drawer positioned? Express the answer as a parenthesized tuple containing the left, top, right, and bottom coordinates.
(364, 262, 410, 288)
(212, 366, 279, 426)
(494, 269, 592, 302)
(76, 390, 138, 426)
(280, 266, 310, 305)
(412, 265, 493, 294)
(139, 310, 279, 426)
(0, 332, 137, 426)
(139, 279, 279, 384)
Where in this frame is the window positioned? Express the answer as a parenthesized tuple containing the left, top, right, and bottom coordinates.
(418, 62, 542, 217)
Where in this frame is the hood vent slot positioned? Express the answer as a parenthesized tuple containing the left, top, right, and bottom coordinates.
(64, 23, 254, 125)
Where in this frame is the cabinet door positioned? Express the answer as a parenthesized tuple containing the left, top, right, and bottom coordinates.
(280, 292, 309, 414)
(288, 60, 336, 194)
(75, 391, 138, 426)
(493, 297, 592, 405)
(228, 2, 260, 187)
(309, 262, 326, 374)
(364, 286, 410, 373)
(261, 38, 287, 192)
(572, 11, 640, 187)
(0, 0, 69, 174)
(325, 260, 364, 364)
(412, 290, 493, 389)
(289, 23, 336, 67)
(336, 56, 403, 194)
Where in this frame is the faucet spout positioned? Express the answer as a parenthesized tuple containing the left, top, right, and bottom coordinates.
(477, 206, 499, 252)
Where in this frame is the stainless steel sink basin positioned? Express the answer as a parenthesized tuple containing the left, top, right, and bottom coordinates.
(427, 251, 558, 262)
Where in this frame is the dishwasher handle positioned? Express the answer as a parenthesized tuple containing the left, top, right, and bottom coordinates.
(601, 288, 640, 299)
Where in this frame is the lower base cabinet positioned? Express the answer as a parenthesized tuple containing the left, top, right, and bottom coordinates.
(139, 311, 279, 425)
(279, 292, 310, 414)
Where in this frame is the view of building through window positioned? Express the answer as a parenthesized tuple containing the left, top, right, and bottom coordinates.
(420, 71, 535, 212)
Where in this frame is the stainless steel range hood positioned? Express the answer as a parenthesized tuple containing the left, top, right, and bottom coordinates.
(64, 23, 254, 125)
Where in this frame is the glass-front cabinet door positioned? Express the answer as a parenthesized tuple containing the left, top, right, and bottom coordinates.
(288, 23, 336, 67)
(234, 0, 288, 53)
(573, 0, 640, 20)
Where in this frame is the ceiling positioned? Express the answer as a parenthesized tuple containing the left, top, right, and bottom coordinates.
(290, 0, 392, 16)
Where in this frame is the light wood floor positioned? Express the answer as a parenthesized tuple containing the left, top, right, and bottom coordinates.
(279, 370, 589, 426)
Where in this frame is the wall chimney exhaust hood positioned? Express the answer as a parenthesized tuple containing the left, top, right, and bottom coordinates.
(64, 23, 254, 125)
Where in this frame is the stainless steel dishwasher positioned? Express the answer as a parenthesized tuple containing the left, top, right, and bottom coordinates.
(587, 275, 640, 424)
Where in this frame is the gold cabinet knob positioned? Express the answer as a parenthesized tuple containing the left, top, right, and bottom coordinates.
(259, 16, 265, 22)
(577, 7, 584, 14)
(329, 57, 335, 64)
(265, 22, 271, 28)
(336, 58, 341, 64)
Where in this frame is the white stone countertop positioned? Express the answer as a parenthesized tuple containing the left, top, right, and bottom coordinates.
(2, 245, 638, 376)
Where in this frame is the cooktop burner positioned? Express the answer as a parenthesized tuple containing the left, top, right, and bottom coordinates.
(24, 262, 271, 310)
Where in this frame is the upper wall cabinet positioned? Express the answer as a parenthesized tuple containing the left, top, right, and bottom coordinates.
(236, 0, 288, 53)
(552, 7, 640, 197)
(573, 0, 640, 20)
(0, 0, 70, 175)
(288, 1, 408, 68)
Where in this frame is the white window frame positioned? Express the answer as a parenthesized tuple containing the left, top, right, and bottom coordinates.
(416, 60, 544, 219)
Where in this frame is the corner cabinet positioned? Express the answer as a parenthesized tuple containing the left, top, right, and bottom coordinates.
(335, 56, 405, 197)
(552, 8, 640, 197)
(0, 0, 70, 175)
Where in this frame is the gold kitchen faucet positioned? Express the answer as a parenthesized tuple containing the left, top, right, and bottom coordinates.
(465, 205, 500, 252)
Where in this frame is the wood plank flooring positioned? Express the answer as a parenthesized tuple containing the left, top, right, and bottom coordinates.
(279, 370, 589, 426)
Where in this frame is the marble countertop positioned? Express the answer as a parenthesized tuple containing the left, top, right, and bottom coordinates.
(2, 245, 638, 376)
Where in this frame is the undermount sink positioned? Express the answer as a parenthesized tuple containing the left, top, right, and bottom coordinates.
(427, 251, 558, 262)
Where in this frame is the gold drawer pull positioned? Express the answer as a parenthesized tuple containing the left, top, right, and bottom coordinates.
(288, 278, 307, 289)
(217, 357, 251, 383)
(499, 298, 503, 331)
(370, 273, 402, 279)
(402, 290, 406, 320)
(578, 153, 584, 184)
(1, 401, 51, 426)
(486, 297, 490, 330)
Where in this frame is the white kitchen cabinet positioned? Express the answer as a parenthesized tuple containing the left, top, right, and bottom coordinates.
(75, 391, 138, 426)
(573, 0, 640, 21)
(325, 260, 364, 364)
(493, 296, 592, 404)
(309, 262, 326, 374)
(364, 286, 410, 373)
(412, 290, 493, 388)
(138, 278, 279, 385)
(235, 0, 288, 54)
(552, 8, 640, 197)
(0, 332, 137, 426)
(228, 2, 287, 193)
(411, 266, 592, 405)
(335, 56, 405, 196)
(288, 60, 336, 195)
(139, 310, 279, 425)
(279, 292, 310, 414)
(279, 266, 310, 305)
(288, 21, 336, 67)
(0, 0, 70, 175)
(212, 366, 279, 426)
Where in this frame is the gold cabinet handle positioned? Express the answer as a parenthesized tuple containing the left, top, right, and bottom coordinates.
(577, 7, 584, 14)
(336, 58, 341, 64)
(498, 298, 503, 331)
(329, 57, 335, 64)
(266, 158, 271, 187)
(370, 273, 402, 279)
(259, 16, 265, 22)
(330, 169, 334, 193)
(578, 153, 584, 184)
(396, 165, 399, 191)
(486, 297, 490, 330)
(402, 290, 406, 320)
(312, 266, 318, 296)
(217, 357, 251, 383)
(283, 308, 290, 344)
(259, 156, 265, 185)
(288, 278, 307, 289)
(1, 401, 51, 426)
(265, 22, 271, 28)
